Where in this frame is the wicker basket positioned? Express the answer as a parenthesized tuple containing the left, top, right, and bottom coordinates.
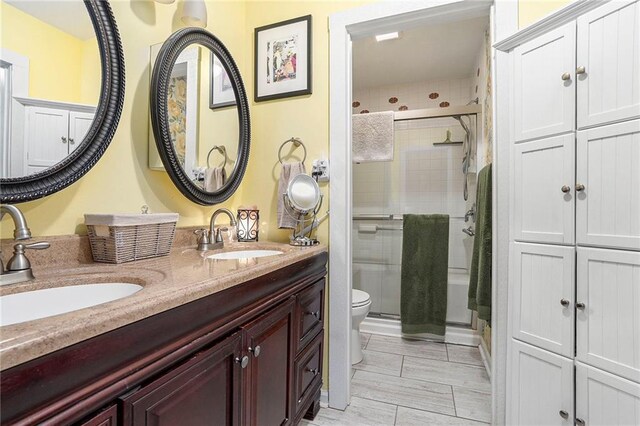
(85, 213, 179, 263)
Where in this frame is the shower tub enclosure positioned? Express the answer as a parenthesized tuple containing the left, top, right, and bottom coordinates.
(352, 108, 481, 346)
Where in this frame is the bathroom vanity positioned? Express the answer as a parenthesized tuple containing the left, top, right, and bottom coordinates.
(0, 243, 326, 426)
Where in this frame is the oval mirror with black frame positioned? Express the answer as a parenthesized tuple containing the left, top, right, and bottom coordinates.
(150, 27, 250, 206)
(0, 0, 125, 203)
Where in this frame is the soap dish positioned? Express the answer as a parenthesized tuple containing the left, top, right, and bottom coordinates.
(85, 213, 179, 263)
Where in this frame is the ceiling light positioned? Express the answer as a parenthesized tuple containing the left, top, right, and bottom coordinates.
(181, 0, 208, 28)
(375, 32, 399, 42)
(154, 0, 175, 4)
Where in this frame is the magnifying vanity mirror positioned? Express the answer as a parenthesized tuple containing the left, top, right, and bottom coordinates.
(0, 0, 125, 203)
(283, 174, 322, 246)
(150, 28, 250, 205)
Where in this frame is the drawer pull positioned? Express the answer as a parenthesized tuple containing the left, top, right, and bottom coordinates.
(559, 410, 569, 419)
(561, 72, 571, 81)
(561, 185, 571, 193)
(576, 418, 586, 426)
(575, 183, 585, 192)
(576, 66, 586, 75)
(306, 311, 320, 320)
(249, 345, 261, 357)
(306, 367, 319, 376)
(560, 299, 570, 307)
(576, 302, 586, 310)
(235, 356, 249, 368)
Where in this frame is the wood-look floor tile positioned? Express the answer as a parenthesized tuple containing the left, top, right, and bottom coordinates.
(402, 356, 491, 393)
(365, 334, 448, 360)
(352, 349, 403, 376)
(452, 386, 491, 423)
(351, 370, 455, 416)
(360, 332, 372, 349)
(301, 396, 397, 426)
(395, 406, 489, 425)
(446, 344, 484, 366)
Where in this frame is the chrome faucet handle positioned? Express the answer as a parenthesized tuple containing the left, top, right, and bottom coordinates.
(194, 229, 213, 251)
(6, 241, 50, 272)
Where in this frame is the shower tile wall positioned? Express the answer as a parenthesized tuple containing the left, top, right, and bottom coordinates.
(352, 78, 476, 318)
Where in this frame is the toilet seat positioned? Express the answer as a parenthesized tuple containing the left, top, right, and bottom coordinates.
(352, 289, 371, 308)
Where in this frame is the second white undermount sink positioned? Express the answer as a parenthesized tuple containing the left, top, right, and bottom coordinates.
(207, 250, 283, 260)
(0, 283, 143, 327)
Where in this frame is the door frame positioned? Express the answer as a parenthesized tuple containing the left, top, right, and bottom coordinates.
(328, 1, 516, 421)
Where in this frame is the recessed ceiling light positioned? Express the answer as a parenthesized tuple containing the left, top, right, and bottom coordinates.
(375, 32, 400, 42)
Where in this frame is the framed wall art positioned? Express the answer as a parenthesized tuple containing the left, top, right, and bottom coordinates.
(254, 15, 312, 102)
(210, 52, 236, 109)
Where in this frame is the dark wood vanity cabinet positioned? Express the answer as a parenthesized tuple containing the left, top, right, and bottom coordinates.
(0, 253, 327, 426)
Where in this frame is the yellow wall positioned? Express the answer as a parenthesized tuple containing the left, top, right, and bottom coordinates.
(1, 1, 247, 238)
(519, 0, 573, 28)
(0, 2, 88, 103)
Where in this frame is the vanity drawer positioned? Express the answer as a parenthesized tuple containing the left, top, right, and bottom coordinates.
(295, 278, 325, 352)
(294, 331, 323, 414)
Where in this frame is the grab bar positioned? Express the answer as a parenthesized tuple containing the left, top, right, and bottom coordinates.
(353, 215, 465, 221)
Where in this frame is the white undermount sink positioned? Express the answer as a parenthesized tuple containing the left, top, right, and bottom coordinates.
(207, 250, 283, 260)
(0, 283, 143, 326)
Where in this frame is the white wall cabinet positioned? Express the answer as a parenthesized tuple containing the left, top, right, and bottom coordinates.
(509, 340, 574, 426)
(575, 361, 640, 426)
(513, 22, 575, 143)
(511, 243, 575, 357)
(576, 248, 640, 383)
(576, 120, 640, 251)
(577, 0, 640, 129)
(513, 134, 575, 244)
(508, 2, 640, 424)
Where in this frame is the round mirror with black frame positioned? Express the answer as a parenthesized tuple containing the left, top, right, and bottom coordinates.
(150, 27, 250, 206)
(0, 0, 125, 203)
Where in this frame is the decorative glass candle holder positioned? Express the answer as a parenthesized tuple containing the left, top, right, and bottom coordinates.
(237, 209, 259, 242)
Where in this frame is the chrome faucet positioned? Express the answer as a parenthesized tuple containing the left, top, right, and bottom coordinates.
(465, 203, 476, 223)
(195, 208, 237, 251)
(1, 204, 50, 286)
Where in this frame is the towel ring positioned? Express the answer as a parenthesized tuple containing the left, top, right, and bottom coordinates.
(278, 137, 307, 165)
(207, 145, 227, 169)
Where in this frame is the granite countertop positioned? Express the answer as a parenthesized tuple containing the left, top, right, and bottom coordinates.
(0, 242, 326, 370)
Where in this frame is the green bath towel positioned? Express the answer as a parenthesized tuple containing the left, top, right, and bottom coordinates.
(401, 214, 450, 336)
(468, 164, 492, 322)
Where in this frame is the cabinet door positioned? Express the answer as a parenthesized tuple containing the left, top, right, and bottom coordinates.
(576, 361, 640, 426)
(577, 0, 640, 128)
(576, 247, 640, 383)
(24, 106, 69, 173)
(121, 333, 243, 426)
(511, 243, 575, 357)
(79, 404, 118, 426)
(242, 298, 295, 426)
(68, 111, 95, 154)
(508, 339, 574, 426)
(513, 134, 575, 244)
(513, 21, 575, 142)
(576, 120, 640, 250)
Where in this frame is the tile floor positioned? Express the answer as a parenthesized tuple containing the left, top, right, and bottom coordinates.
(300, 333, 491, 426)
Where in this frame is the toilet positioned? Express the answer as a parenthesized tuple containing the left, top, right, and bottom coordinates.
(351, 289, 372, 364)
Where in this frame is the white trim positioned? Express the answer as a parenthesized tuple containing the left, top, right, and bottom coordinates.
(329, 0, 496, 413)
(13, 97, 97, 114)
(0, 49, 29, 178)
(494, 0, 610, 52)
(479, 334, 492, 378)
(320, 390, 329, 408)
(360, 317, 481, 347)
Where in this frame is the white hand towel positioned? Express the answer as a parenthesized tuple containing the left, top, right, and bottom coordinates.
(278, 162, 306, 229)
(352, 111, 395, 163)
(204, 167, 226, 192)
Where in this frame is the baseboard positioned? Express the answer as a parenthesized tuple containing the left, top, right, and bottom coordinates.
(360, 317, 481, 346)
(320, 389, 329, 407)
(479, 336, 492, 379)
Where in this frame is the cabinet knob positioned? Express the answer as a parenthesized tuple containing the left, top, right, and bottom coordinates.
(559, 410, 569, 419)
(576, 302, 586, 310)
(249, 345, 261, 357)
(61, 136, 67, 144)
(235, 355, 249, 368)
(576, 418, 586, 426)
(561, 185, 571, 193)
(560, 299, 570, 307)
(561, 72, 571, 81)
(69, 138, 75, 145)
(307, 367, 319, 376)
(576, 66, 586, 75)
(306, 310, 321, 320)
(575, 183, 585, 192)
